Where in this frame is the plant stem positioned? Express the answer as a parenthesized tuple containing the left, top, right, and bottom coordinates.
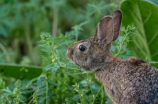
(0, 43, 10, 63)
(92, 84, 103, 104)
(25, 24, 35, 64)
(52, 7, 59, 37)
(50, 46, 61, 67)
(5, 97, 11, 104)
(101, 86, 104, 104)
(87, 73, 93, 95)
(28, 87, 39, 104)
(136, 0, 151, 60)
(115, 31, 128, 56)
(46, 79, 49, 104)
(75, 31, 78, 41)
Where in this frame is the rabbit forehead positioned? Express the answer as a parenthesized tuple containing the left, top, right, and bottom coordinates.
(77, 41, 91, 48)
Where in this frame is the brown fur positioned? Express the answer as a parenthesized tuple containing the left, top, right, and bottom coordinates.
(67, 10, 158, 104)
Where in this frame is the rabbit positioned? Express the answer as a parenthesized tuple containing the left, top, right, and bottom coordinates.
(66, 10, 158, 104)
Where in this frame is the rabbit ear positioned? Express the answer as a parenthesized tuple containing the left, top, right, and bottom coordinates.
(95, 10, 122, 44)
(111, 10, 122, 41)
(96, 16, 114, 44)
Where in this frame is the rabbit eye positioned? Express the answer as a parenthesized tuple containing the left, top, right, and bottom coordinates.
(79, 45, 86, 52)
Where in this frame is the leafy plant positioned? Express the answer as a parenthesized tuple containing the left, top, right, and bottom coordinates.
(0, 0, 148, 104)
(121, 0, 158, 63)
(0, 23, 135, 103)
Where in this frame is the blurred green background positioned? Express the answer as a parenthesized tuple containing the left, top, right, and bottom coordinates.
(0, 0, 119, 65)
(0, 0, 158, 104)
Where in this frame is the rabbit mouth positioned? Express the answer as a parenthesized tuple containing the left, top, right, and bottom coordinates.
(72, 55, 91, 71)
(80, 66, 91, 71)
(74, 59, 91, 71)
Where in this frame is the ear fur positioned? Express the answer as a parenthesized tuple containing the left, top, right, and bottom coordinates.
(111, 10, 122, 41)
(95, 10, 122, 44)
(97, 16, 114, 44)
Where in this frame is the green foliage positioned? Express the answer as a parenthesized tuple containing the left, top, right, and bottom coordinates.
(0, 80, 21, 104)
(0, 25, 134, 103)
(144, 0, 158, 6)
(0, 64, 42, 79)
(121, 0, 158, 62)
(0, 0, 157, 104)
(112, 25, 136, 57)
(0, 0, 118, 65)
(1, 26, 134, 104)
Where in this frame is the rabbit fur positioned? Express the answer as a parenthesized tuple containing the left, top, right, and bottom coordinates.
(67, 10, 158, 104)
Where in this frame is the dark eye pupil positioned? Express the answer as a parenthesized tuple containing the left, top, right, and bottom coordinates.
(79, 45, 86, 52)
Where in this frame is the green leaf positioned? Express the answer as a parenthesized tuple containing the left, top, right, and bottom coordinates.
(38, 97, 46, 104)
(52, 64, 59, 75)
(144, 0, 158, 6)
(121, 0, 158, 61)
(0, 64, 42, 79)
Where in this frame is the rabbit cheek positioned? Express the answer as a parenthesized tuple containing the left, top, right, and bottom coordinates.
(73, 52, 91, 71)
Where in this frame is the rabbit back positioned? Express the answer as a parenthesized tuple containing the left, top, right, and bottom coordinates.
(95, 58, 158, 104)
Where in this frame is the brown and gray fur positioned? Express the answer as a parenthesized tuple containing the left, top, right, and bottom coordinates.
(66, 10, 158, 104)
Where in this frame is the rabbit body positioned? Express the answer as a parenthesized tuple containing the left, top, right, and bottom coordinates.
(67, 10, 158, 104)
(95, 57, 158, 104)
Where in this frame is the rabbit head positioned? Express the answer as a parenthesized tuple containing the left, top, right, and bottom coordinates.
(67, 10, 122, 71)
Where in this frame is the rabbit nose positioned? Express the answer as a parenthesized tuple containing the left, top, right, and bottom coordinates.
(67, 48, 74, 61)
